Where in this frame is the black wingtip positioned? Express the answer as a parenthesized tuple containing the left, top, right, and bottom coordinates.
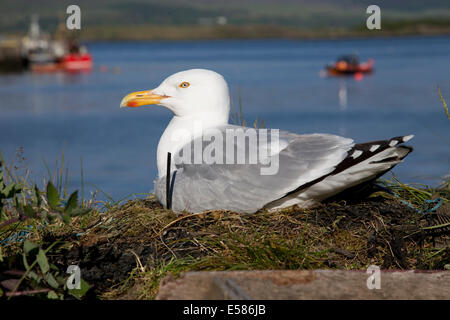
(278, 135, 414, 200)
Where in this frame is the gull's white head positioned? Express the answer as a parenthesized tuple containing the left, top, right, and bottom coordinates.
(120, 69, 230, 121)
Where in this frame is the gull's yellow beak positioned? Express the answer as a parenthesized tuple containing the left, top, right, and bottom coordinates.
(120, 90, 169, 108)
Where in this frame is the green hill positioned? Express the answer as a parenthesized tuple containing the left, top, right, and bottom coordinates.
(1, 0, 450, 39)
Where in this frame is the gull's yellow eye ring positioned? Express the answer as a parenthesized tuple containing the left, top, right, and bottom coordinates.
(179, 81, 190, 88)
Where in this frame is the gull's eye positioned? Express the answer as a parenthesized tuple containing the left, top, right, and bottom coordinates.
(179, 81, 190, 88)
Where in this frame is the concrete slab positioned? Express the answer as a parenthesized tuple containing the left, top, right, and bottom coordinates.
(156, 270, 450, 300)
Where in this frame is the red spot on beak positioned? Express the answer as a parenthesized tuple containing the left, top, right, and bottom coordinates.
(128, 101, 139, 107)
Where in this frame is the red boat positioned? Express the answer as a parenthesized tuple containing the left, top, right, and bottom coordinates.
(61, 53, 93, 72)
(23, 17, 93, 73)
(326, 55, 374, 76)
(30, 52, 93, 73)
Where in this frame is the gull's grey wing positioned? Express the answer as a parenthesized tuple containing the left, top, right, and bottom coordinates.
(154, 125, 354, 213)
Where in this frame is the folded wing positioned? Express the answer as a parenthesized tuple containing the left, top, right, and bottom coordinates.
(154, 125, 354, 213)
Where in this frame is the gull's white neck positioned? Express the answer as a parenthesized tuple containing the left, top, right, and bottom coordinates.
(157, 112, 229, 177)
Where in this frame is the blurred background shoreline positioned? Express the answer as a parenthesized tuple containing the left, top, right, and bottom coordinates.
(1, 0, 450, 41)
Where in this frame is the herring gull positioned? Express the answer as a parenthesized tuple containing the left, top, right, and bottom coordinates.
(120, 69, 413, 214)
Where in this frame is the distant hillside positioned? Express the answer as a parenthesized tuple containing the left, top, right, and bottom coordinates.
(1, 0, 450, 39)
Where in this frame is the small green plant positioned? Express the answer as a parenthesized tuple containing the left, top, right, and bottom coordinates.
(1, 161, 91, 229)
(44, 182, 91, 224)
(0, 166, 23, 225)
(0, 160, 92, 300)
(0, 240, 90, 299)
(0, 170, 22, 206)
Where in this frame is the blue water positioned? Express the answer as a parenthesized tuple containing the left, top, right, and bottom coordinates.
(0, 36, 449, 201)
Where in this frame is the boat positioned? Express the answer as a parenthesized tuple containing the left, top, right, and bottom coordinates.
(23, 15, 93, 73)
(30, 51, 93, 73)
(61, 52, 93, 72)
(326, 54, 374, 76)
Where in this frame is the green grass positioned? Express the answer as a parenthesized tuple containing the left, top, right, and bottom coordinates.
(438, 85, 450, 120)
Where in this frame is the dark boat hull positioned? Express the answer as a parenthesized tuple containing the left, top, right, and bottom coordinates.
(326, 59, 374, 76)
